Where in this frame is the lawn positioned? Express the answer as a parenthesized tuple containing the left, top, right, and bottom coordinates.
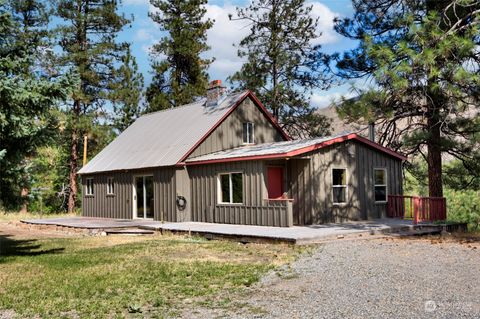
(0, 219, 303, 318)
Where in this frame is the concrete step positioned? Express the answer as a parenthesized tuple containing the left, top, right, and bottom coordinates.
(104, 228, 155, 235)
(392, 228, 442, 237)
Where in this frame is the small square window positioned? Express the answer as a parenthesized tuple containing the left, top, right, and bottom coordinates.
(218, 173, 243, 204)
(332, 169, 347, 204)
(107, 177, 114, 195)
(86, 178, 94, 196)
(374, 169, 387, 202)
(243, 122, 255, 144)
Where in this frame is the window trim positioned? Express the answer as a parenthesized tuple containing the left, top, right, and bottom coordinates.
(242, 122, 255, 145)
(374, 168, 388, 203)
(107, 177, 115, 196)
(217, 172, 244, 205)
(85, 178, 94, 196)
(332, 168, 348, 205)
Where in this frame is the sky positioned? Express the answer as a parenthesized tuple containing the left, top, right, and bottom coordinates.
(117, 0, 358, 108)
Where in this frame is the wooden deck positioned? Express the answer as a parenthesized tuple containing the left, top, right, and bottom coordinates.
(21, 217, 163, 229)
(19, 217, 458, 244)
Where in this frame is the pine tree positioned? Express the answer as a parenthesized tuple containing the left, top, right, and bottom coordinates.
(229, 0, 332, 139)
(331, 0, 480, 197)
(54, 0, 130, 213)
(146, 0, 213, 112)
(0, 4, 72, 209)
(7, 0, 49, 49)
(109, 46, 144, 132)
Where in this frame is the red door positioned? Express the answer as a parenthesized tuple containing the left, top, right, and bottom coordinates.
(267, 167, 284, 199)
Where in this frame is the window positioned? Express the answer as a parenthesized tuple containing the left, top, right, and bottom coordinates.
(218, 173, 243, 204)
(86, 178, 94, 196)
(107, 177, 114, 195)
(332, 169, 347, 204)
(374, 168, 387, 202)
(243, 122, 255, 144)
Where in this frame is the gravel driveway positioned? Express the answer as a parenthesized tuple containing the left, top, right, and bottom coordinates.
(186, 236, 480, 319)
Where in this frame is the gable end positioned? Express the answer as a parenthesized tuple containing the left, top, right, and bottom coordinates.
(178, 91, 290, 163)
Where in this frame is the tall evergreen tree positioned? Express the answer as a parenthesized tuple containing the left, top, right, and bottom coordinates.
(229, 0, 332, 139)
(109, 46, 144, 132)
(7, 0, 49, 49)
(0, 3, 72, 209)
(330, 0, 480, 197)
(146, 0, 213, 112)
(54, 0, 130, 213)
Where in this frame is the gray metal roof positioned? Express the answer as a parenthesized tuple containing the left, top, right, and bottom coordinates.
(79, 91, 248, 174)
(186, 133, 354, 163)
(186, 131, 407, 163)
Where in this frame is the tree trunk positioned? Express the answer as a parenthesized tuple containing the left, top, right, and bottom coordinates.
(67, 100, 80, 213)
(424, 0, 449, 198)
(20, 187, 28, 213)
(427, 115, 443, 197)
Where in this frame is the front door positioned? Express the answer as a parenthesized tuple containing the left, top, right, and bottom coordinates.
(134, 176, 154, 219)
(267, 167, 284, 199)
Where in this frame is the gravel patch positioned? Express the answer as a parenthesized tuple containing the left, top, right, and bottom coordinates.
(0, 310, 16, 319)
(184, 237, 480, 319)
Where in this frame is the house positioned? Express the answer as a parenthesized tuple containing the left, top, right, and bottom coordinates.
(78, 80, 406, 227)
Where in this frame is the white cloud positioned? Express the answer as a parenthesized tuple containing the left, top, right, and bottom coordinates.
(203, 1, 341, 82)
(308, 1, 341, 45)
(204, 3, 250, 82)
(310, 91, 356, 108)
(133, 1, 341, 84)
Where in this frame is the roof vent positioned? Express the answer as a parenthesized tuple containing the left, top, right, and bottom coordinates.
(206, 80, 227, 107)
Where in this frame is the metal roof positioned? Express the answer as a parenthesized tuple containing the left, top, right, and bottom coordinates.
(186, 132, 407, 164)
(79, 91, 249, 174)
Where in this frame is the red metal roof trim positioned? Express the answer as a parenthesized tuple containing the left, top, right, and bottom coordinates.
(177, 90, 291, 164)
(352, 134, 407, 161)
(184, 133, 407, 166)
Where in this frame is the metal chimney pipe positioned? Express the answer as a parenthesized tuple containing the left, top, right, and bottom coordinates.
(368, 122, 375, 143)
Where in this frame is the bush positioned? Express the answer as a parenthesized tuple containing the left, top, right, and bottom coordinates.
(445, 189, 480, 230)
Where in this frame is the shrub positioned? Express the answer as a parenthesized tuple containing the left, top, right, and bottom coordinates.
(445, 189, 480, 230)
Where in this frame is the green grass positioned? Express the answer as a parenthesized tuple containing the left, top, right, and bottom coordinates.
(0, 210, 78, 222)
(0, 233, 301, 318)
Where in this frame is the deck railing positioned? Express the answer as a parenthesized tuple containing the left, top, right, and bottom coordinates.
(387, 195, 447, 224)
(209, 200, 293, 227)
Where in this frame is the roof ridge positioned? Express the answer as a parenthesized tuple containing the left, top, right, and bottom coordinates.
(138, 98, 206, 118)
(138, 90, 248, 119)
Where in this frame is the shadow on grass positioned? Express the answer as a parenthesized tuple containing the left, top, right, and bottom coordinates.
(0, 234, 64, 261)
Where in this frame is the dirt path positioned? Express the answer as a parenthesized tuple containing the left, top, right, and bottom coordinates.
(184, 236, 480, 319)
(0, 221, 82, 239)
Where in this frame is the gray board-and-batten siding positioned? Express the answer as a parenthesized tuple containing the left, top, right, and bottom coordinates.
(82, 140, 403, 226)
(288, 140, 403, 225)
(82, 168, 178, 222)
(188, 97, 286, 159)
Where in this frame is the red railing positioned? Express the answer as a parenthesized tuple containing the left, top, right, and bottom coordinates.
(387, 195, 447, 224)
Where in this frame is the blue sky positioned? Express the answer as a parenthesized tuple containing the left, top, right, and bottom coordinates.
(117, 0, 358, 108)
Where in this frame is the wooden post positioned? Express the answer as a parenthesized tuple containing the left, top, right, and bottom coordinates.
(83, 134, 88, 166)
(413, 197, 419, 225)
(286, 201, 293, 227)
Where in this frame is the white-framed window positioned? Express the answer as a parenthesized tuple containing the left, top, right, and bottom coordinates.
(218, 172, 243, 204)
(243, 122, 255, 144)
(374, 168, 387, 202)
(86, 178, 94, 196)
(107, 177, 114, 195)
(332, 168, 347, 204)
